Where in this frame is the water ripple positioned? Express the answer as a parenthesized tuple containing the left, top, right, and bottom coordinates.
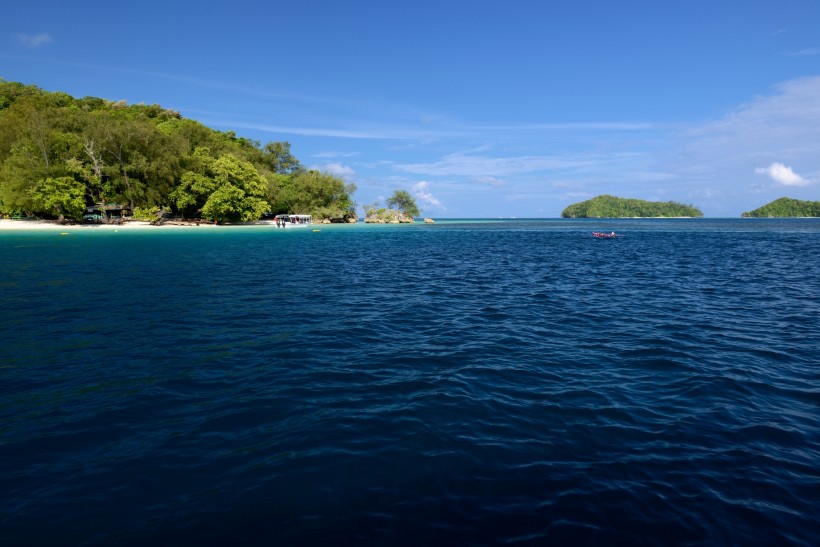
(1, 220, 819, 544)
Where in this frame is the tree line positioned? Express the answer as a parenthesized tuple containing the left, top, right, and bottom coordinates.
(0, 79, 359, 223)
(561, 195, 703, 218)
(741, 197, 820, 217)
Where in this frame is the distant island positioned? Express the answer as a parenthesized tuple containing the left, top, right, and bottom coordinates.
(741, 197, 820, 218)
(561, 195, 703, 218)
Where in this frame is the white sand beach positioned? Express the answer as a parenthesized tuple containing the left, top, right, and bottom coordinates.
(0, 219, 288, 231)
(0, 219, 173, 231)
(0, 219, 127, 231)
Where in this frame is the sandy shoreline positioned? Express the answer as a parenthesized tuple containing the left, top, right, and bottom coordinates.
(0, 219, 282, 231)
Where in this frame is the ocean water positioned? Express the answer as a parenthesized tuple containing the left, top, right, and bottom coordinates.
(1, 218, 818, 545)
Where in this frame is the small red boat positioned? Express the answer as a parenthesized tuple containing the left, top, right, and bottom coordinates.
(592, 231, 618, 238)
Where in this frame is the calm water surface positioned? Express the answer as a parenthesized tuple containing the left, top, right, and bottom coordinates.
(1, 219, 819, 545)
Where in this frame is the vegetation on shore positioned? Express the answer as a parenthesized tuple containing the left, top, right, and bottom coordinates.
(0, 79, 371, 223)
(741, 197, 820, 217)
(363, 190, 420, 223)
(561, 195, 703, 218)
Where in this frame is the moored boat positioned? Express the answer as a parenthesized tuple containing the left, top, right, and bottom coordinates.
(274, 214, 312, 228)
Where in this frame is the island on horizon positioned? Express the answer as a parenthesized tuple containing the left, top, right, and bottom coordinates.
(741, 197, 820, 218)
(561, 195, 703, 218)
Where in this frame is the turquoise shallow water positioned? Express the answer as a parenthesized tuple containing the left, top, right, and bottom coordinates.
(1, 219, 819, 545)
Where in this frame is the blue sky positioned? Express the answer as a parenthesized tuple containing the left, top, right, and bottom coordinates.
(3, 0, 820, 217)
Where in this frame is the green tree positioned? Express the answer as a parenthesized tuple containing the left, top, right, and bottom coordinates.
(267, 169, 356, 220)
(386, 189, 420, 218)
(31, 176, 86, 221)
(0, 80, 355, 220)
(259, 141, 303, 175)
(0, 79, 43, 111)
(0, 140, 44, 213)
(742, 197, 820, 217)
(172, 148, 269, 222)
(561, 195, 702, 218)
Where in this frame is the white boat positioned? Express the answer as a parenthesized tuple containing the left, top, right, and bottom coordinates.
(273, 214, 312, 228)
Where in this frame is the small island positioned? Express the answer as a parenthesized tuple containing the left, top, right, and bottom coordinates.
(741, 197, 820, 218)
(561, 195, 703, 218)
(363, 190, 419, 223)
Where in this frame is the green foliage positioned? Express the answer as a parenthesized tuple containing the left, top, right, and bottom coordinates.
(30, 176, 86, 220)
(0, 79, 351, 222)
(258, 141, 303, 175)
(561, 195, 703, 218)
(132, 205, 165, 221)
(386, 189, 420, 217)
(267, 169, 356, 220)
(172, 148, 270, 222)
(0, 140, 44, 212)
(363, 201, 380, 216)
(363, 194, 417, 223)
(0, 79, 46, 111)
(201, 183, 269, 223)
(741, 197, 820, 217)
(369, 207, 395, 221)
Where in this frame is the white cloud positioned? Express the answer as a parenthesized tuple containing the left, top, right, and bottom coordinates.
(665, 76, 820, 209)
(412, 181, 445, 210)
(321, 163, 356, 178)
(15, 33, 52, 49)
(755, 162, 810, 186)
(395, 151, 600, 177)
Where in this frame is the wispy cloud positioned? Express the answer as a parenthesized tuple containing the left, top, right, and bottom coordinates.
(393, 148, 648, 178)
(755, 162, 810, 186)
(673, 77, 820, 170)
(15, 33, 52, 49)
(785, 47, 820, 56)
(654, 76, 820, 213)
(215, 122, 405, 140)
(395, 151, 599, 177)
(467, 122, 655, 132)
(474, 176, 506, 187)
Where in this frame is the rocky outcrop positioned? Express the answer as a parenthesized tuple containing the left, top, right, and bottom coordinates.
(364, 209, 416, 224)
(322, 214, 359, 224)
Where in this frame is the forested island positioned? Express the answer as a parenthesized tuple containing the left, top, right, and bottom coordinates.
(0, 79, 418, 224)
(561, 195, 703, 218)
(741, 197, 820, 218)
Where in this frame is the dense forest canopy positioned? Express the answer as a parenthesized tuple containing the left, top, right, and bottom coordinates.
(561, 195, 703, 218)
(741, 197, 820, 217)
(0, 79, 357, 222)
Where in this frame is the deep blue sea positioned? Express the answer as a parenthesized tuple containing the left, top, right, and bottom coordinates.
(1, 218, 819, 546)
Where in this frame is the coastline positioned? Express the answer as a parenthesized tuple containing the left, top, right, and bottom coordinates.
(0, 219, 283, 231)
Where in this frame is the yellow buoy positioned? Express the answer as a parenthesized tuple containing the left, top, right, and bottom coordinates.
(59, 232, 69, 236)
